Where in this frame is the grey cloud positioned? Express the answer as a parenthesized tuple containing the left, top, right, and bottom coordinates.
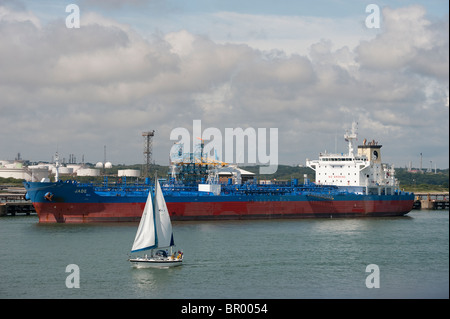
(0, 3, 448, 168)
(356, 5, 448, 80)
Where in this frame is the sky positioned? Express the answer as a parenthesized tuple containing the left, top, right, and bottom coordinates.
(0, 0, 448, 170)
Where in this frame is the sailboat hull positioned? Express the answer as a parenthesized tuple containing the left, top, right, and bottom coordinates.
(129, 257, 183, 268)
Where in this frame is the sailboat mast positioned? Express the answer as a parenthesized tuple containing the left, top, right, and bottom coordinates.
(152, 176, 158, 249)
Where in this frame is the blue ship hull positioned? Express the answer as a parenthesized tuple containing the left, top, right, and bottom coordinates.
(23, 181, 415, 223)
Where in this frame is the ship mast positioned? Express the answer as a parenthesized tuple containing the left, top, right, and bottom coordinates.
(54, 152, 60, 182)
(344, 122, 358, 157)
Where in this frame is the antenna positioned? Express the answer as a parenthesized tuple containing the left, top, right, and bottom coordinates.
(142, 130, 155, 178)
(103, 145, 107, 175)
(420, 152, 423, 173)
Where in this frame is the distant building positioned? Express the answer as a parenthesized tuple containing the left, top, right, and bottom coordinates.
(0, 160, 49, 182)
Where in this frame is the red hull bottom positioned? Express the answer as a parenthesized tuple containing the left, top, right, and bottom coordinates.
(33, 200, 414, 223)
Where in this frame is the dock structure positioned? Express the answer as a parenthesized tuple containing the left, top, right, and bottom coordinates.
(0, 202, 36, 216)
(413, 193, 449, 210)
(0, 191, 36, 217)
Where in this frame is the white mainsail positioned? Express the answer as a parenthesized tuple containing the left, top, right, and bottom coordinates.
(154, 180, 174, 248)
(131, 179, 174, 253)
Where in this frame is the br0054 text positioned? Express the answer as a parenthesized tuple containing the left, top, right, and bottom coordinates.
(225, 304, 268, 314)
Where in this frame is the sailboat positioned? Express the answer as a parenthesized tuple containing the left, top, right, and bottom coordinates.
(129, 178, 183, 268)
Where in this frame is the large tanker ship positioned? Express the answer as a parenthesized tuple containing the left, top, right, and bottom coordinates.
(24, 123, 414, 223)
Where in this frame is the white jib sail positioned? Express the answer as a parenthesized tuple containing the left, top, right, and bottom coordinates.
(131, 187, 156, 252)
(154, 180, 174, 248)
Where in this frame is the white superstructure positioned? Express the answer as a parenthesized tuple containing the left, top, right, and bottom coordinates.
(306, 122, 398, 195)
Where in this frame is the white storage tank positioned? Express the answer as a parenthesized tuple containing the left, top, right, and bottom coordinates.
(67, 164, 83, 173)
(95, 162, 104, 168)
(58, 167, 74, 175)
(0, 160, 12, 167)
(118, 169, 141, 177)
(77, 168, 101, 176)
(30, 168, 50, 182)
(28, 164, 50, 170)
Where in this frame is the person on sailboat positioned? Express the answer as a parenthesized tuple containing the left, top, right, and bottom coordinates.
(177, 250, 183, 260)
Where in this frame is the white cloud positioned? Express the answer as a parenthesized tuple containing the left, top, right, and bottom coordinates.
(0, 4, 41, 27)
(0, 3, 448, 168)
(173, 10, 375, 56)
(165, 30, 196, 56)
(357, 5, 449, 78)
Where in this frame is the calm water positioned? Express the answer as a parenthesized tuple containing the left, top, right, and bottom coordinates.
(0, 211, 448, 299)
